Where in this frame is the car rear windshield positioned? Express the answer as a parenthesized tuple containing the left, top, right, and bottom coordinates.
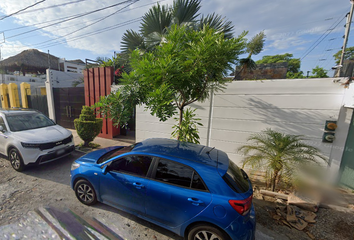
(6, 112, 55, 132)
(223, 161, 250, 193)
(97, 143, 138, 164)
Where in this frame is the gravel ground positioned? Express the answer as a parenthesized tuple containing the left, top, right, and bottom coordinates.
(253, 190, 354, 240)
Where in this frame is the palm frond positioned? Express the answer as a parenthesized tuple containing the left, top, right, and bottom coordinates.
(121, 30, 146, 53)
(145, 32, 165, 49)
(239, 128, 327, 190)
(199, 13, 234, 39)
(239, 58, 257, 71)
(246, 31, 266, 56)
(140, 4, 172, 38)
(172, 0, 201, 25)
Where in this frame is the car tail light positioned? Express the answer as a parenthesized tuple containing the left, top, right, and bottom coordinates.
(229, 195, 253, 216)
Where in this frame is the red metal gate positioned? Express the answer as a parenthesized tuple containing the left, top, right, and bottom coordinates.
(84, 67, 120, 139)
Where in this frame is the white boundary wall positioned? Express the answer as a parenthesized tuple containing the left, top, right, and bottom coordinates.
(136, 78, 351, 174)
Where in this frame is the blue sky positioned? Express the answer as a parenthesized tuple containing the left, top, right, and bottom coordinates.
(0, 0, 353, 77)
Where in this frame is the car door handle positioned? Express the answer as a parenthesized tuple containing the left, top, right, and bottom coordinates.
(188, 198, 204, 206)
(133, 182, 145, 189)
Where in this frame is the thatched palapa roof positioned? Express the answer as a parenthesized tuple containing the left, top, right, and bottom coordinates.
(0, 49, 60, 75)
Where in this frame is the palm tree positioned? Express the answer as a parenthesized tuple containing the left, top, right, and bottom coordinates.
(234, 31, 265, 79)
(121, 0, 234, 52)
(238, 129, 327, 191)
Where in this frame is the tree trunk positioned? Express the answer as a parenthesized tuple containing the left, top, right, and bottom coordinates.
(177, 107, 184, 140)
(271, 171, 279, 192)
(233, 65, 244, 80)
(84, 140, 90, 147)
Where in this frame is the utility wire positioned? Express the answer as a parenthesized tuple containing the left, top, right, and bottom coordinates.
(1, 17, 142, 49)
(0, 0, 46, 20)
(300, 16, 344, 60)
(1, 13, 87, 33)
(33, 0, 139, 47)
(301, 16, 345, 60)
(0, 0, 88, 19)
(5, 0, 134, 40)
(1, 1, 164, 33)
(39, 18, 142, 49)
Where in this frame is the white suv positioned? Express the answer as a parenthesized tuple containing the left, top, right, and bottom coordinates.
(0, 108, 75, 171)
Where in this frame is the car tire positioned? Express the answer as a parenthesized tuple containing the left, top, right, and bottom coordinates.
(9, 148, 25, 172)
(74, 179, 97, 206)
(187, 224, 230, 240)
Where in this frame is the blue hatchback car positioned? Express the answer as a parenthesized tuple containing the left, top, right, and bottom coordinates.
(70, 138, 255, 240)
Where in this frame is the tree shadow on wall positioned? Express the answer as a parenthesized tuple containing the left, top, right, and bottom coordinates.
(245, 97, 339, 139)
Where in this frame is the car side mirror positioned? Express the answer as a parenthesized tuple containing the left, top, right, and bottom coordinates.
(0, 125, 5, 133)
(102, 165, 109, 175)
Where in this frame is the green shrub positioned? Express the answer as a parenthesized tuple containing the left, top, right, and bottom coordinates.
(238, 129, 327, 191)
(74, 106, 103, 147)
(171, 108, 203, 144)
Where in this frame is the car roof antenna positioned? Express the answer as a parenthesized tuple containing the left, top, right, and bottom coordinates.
(206, 147, 215, 155)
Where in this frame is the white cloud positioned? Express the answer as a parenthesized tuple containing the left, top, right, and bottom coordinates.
(1, 40, 30, 59)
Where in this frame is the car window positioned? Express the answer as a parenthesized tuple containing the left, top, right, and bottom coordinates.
(222, 161, 249, 193)
(154, 159, 207, 190)
(108, 155, 152, 177)
(97, 143, 138, 164)
(191, 172, 206, 191)
(5, 112, 55, 132)
(0, 117, 6, 131)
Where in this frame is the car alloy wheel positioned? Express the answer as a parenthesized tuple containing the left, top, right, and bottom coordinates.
(74, 180, 97, 206)
(9, 148, 25, 172)
(194, 231, 222, 240)
(188, 225, 229, 240)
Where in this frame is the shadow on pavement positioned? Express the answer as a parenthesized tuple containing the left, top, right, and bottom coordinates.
(23, 150, 84, 186)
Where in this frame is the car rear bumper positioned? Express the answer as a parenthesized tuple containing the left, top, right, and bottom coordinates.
(224, 204, 256, 240)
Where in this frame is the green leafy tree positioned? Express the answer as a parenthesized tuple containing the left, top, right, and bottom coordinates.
(310, 66, 328, 78)
(172, 108, 203, 144)
(74, 106, 103, 147)
(92, 87, 138, 128)
(286, 71, 304, 79)
(256, 53, 303, 78)
(238, 129, 326, 192)
(333, 46, 354, 64)
(234, 31, 266, 79)
(121, 0, 234, 53)
(95, 25, 246, 140)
